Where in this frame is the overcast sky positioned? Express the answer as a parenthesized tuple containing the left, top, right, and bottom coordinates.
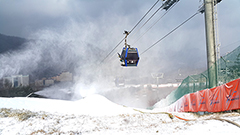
(0, 0, 239, 50)
(0, 0, 239, 79)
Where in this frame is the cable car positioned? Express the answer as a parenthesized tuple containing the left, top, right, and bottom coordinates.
(118, 47, 139, 66)
(118, 31, 140, 67)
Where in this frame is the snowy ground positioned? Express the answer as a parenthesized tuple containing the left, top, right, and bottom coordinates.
(0, 94, 240, 135)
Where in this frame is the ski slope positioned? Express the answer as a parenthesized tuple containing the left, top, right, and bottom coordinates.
(0, 94, 240, 135)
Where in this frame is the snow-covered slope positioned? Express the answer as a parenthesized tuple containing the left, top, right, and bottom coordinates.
(0, 94, 240, 135)
(0, 94, 136, 116)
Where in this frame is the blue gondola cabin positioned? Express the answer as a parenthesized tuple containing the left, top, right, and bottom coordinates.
(119, 47, 139, 66)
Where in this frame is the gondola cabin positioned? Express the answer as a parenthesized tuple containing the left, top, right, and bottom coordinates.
(119, 47, 139, 66)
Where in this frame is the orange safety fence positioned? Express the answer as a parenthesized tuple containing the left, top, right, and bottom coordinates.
(167, 78, 240, 112)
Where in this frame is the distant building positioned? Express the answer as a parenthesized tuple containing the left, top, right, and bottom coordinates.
(52, 71, 73, 82)
(44, 79, 54, 86)
(3, 75, 29, 88)
(35, 78, 54, 87)
(52, 75, 60, 82)
(35, 79, 44, 87)
(34, 71, 72, 87)
(59, 71, 73, 82)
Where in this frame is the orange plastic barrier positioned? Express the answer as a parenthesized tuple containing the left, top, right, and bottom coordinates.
(167, 78, 240, 112)
(207, 86, 222, 112)
(183, 94, 190, 112)
(196, 89, 208, 112)
(189, 93, 198, 112)
(222, 79, 240, 111)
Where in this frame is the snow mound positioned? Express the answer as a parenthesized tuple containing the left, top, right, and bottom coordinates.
(0, 94, 137, 116)
(73, 94, 138, 116)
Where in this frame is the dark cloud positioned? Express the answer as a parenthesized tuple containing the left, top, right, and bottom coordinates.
(0, 0, 239, 81)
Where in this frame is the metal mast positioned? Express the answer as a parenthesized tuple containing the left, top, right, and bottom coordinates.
(204, 0, 218, 88)
(214, 1, 220, 61)
(213, 0, 221, 85)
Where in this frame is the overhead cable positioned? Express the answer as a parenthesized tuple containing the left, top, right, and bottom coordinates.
(141, 11, 200, 55)
(100, 37, 125, 64)
(100, 0, 160, 63)
(130, 2, 164, 39)
(221, 40, 240, 49)
(132, 1, 179, 45)
(129, 0, 160, 34)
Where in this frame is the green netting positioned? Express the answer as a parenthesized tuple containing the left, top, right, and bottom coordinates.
(166, 45, 240, 106)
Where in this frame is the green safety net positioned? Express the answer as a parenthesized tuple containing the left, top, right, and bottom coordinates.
(166, 45, 240, 106)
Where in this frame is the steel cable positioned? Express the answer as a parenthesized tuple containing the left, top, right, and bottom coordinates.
(100, 0, 160, 63)
(132, 2, 178, 46)
(141, 11, 200, 55)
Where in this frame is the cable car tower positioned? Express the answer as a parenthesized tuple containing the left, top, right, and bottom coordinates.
(213, 0, 222, 86)
(213, 0, 221, 61)
(200, 0, 222, 88)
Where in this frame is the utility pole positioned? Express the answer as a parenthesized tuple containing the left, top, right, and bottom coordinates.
(204, 0, 218, 88)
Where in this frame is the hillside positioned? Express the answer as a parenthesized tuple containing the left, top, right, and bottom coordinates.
(0, 33, 26, 53)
